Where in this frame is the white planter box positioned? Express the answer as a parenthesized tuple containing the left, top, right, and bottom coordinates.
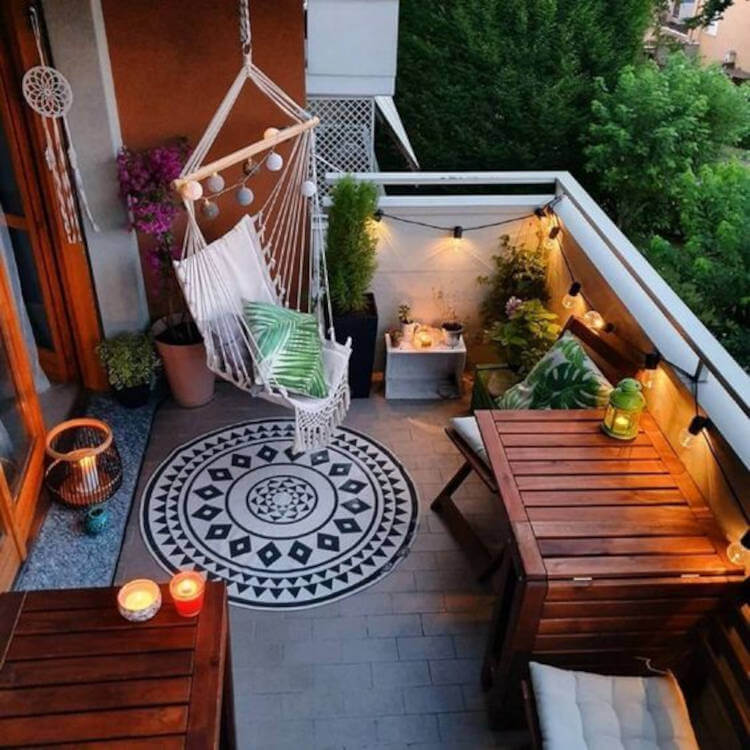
(385, 333, 466, 400)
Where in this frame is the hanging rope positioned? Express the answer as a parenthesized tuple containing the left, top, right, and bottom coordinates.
(239, 0, 252, 65)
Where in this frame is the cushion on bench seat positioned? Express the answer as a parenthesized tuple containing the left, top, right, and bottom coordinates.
(529, 661, 699, 750)
(450, 416, 488, 465)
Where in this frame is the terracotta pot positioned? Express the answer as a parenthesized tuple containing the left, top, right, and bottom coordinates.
(152, 316, 214, 408)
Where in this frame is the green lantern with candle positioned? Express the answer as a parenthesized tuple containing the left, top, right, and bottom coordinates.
(601, 378, 645, 440)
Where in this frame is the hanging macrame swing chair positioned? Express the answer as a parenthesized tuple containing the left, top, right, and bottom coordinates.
(171, 1, 351, 453)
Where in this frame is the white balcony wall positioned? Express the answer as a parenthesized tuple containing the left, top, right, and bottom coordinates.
(328, 172, 749, 546)
(366, 195, 555, 368)
(306, 0, 399, 96)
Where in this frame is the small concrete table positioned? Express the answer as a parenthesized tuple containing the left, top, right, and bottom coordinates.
(385, 331, 466, 399)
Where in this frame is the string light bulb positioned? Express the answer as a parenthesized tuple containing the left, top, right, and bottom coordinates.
(583, 310, 606, 330)
(679, 415, 711, 448)
(266, 152, 284, 172)
(452, 226, 464, 252)
(534, 207, 546, 219)
(206, 172, 225, 194)
(726, 530, 750, 570)
(640, 351, 661, 389)
(562, 282, 581, 309)
(373, 209, 383, 222)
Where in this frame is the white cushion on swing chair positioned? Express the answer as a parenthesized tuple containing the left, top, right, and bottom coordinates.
(174, 214, 278, 328)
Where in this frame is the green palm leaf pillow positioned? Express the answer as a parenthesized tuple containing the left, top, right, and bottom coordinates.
(243, 301, 328, 398)
(495, 331, 612, 410)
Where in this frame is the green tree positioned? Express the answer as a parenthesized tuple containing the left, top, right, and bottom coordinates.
(584, 54, 750, 235)
(644, 162, 750, 368)
(387, 0, 655, 172)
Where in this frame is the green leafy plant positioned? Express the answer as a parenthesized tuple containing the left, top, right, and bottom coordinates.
(487, 298, 560, 375)
(478, 234, 549, 327)
(97, 333, 160, 391)
(325, 175, 379, 315)
(398, 304, 413, 324)
(644, 161, 750, 369)
(585, 53, 750, 235)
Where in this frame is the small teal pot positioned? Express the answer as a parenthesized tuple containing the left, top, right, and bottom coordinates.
(84, 505, 109, 536)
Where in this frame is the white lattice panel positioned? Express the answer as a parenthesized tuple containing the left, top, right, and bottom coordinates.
(307, 97, 375, 195)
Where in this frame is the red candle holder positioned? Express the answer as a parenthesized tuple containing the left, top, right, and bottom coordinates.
(169, 571, 205, 617)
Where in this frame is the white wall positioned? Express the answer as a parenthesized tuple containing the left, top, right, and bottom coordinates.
(306, 0, 399, 96)
(368, 195, 554, 368)
(43, 0, 149, 337)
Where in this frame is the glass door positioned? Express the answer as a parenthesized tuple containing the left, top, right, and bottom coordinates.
(0, 222, 46, 591)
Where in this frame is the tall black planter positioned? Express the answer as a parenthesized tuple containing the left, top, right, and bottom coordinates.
(333, 293, 378, 398)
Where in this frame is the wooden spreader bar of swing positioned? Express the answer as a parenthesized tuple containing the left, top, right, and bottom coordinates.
(172, 117, 320, 192)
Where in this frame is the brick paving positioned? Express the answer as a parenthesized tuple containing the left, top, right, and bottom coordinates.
(116, 383, 524, 749)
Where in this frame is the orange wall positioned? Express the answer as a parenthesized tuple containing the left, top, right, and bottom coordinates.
(101, 0, 306, 313)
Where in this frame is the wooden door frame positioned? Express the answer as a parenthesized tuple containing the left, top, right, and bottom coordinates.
(0, 0, 106, 391)
(0, 222, 46, 586)
(0, 46, 78, 383)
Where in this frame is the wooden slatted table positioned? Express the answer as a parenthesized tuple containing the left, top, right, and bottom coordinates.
(0, 582, 235, 748)
(475, 409, 745, 721)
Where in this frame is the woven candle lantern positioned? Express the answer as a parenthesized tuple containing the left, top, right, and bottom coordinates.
(44, 418, 122, 506)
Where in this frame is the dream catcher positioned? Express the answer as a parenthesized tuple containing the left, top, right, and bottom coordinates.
(21, 7, 99, 243)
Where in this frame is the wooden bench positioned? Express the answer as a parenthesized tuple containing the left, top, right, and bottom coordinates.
(522, 592, 750, 749)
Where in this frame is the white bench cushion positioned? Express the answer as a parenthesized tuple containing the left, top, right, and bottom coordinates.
(450, 416, 488, 465)
(530, 662, 699, 750)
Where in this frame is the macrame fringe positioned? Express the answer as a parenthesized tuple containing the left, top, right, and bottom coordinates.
(293, 375, 351, 453)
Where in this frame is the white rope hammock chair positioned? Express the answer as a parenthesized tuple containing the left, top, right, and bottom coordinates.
(172, 0, 351, 453)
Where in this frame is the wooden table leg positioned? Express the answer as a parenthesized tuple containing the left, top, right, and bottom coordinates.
(220, 623, 237, 750)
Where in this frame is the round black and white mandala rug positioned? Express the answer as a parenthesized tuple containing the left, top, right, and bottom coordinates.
(140, 418, 419, 610)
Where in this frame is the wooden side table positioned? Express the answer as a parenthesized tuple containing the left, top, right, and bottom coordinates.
(475, 409, 745, 722)
(0, 581, 235, 748)
(385, 332, 466, 399)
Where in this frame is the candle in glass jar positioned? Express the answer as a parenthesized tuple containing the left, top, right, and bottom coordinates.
(416, 331, 432, 348)
(169, 571, 206, 617)
(117, 579, 161, 622)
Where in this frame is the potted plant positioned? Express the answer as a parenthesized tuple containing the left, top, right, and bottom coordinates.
(96, 332, 159, 408)
(487, 297, 560, 375)
(398, 304, 417, 343)
(117, 140, 214, 407)
(478, 233, 549, 328)
(434, 288, 463, 348)
(325, 175, 379, 398)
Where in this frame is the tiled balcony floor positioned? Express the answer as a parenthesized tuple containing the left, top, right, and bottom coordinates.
(116, 382, 525, 749)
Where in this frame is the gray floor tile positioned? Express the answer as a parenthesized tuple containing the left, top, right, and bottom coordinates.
(114, 384, 523, 749)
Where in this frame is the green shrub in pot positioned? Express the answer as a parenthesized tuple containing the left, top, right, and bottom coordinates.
(97, 333, 159, 408)
(325, 175, 379, 397)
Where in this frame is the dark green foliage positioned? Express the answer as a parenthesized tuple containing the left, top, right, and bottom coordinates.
(478, 234, 549, 327)
(97, 333, 159, 390)
(585, 54, 750, 234)
(644, 162, 750, 368)
(325, 176, 379, 314)
(389, 0, 655, 173)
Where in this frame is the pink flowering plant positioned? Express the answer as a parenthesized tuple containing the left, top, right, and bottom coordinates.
(488, 298, 560, 375)
(116, 139, 192, 335)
